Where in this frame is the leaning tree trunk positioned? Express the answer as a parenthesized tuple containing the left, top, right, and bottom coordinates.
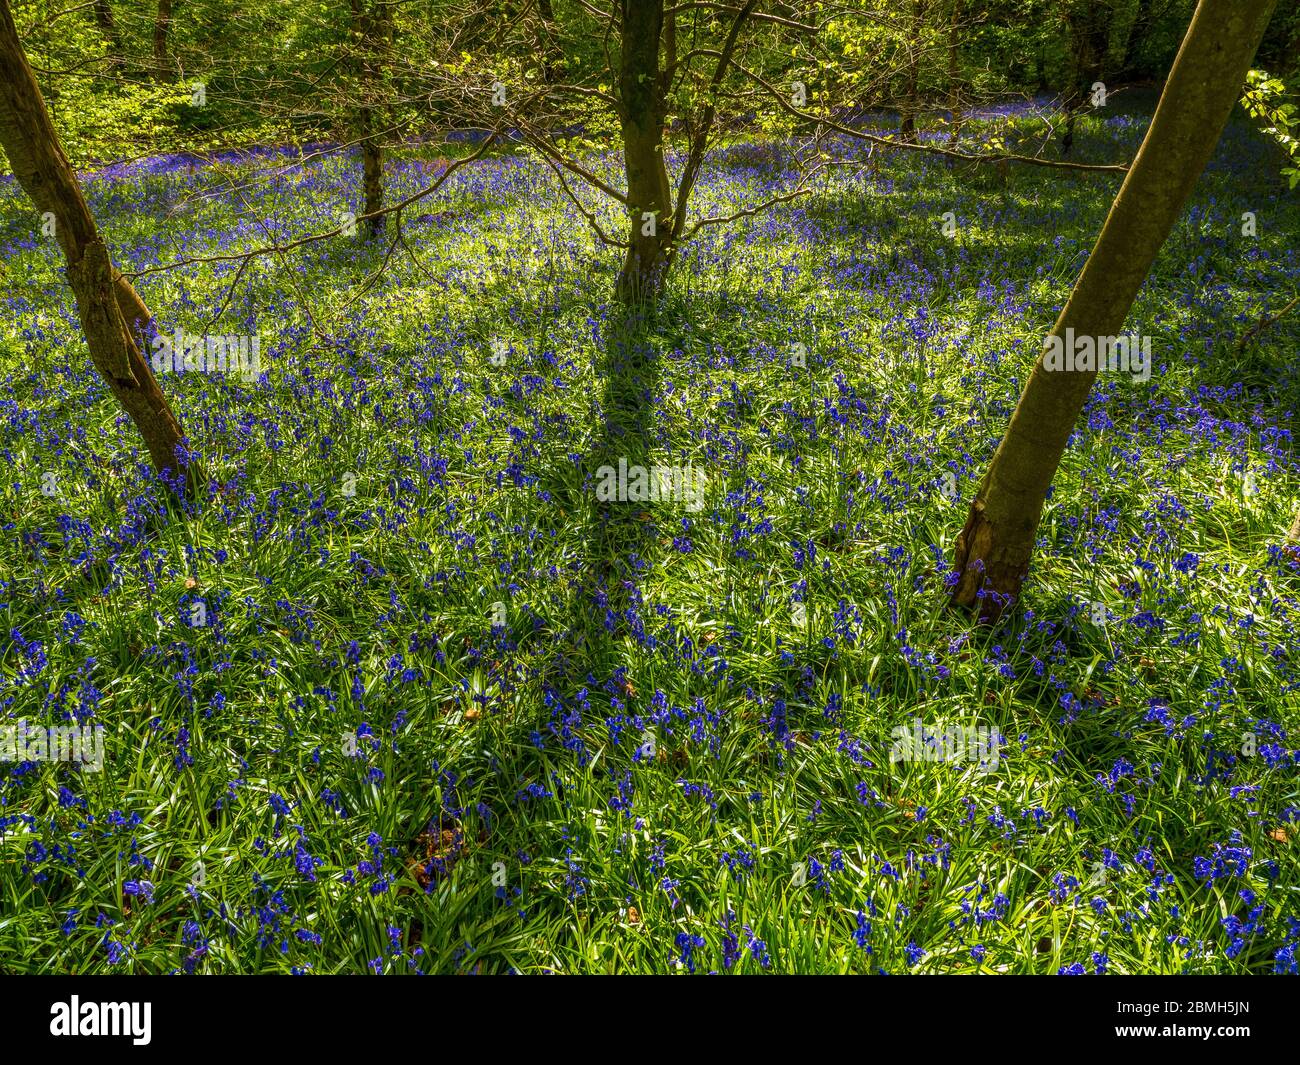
(0, 0, 198, 494)
(615, 0, 674, 305)
(951, 0, 1278, 622)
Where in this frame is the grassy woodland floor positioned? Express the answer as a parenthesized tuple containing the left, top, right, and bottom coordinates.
(2, 96, 1299, 974)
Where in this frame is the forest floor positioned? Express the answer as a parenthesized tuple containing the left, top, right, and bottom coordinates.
(2, 98, 1300, 973)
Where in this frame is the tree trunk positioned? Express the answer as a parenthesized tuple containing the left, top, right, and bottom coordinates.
(1061, 1, 1112, 156)
(950, 0, 1278, 622)
(0, 0, 198, 494)
(362, 135, 383, 237)
(93, 0, 122, 66)
(153, 0, 172, 80)
(536, 0, 562, 83)
(900, 0, 925, 143)
(351, 0, 389, 239)
(1118, 0, 1156, 78)
(1284, 15, 1300, 75)
(946, 0, 963, 148)
(615, 0, 674, 305)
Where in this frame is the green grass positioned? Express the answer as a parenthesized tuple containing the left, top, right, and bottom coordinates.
(1, 102, 1299, 974)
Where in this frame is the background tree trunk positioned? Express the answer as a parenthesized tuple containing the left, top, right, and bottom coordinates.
(0, 0, 197, 494)
(1284, 14, 1300, 74)
(900, 0, 926, 143)
(1118, 0, 1157, 78)
(93, 0, 122, 67)
(153, 0, 172, 80)
(947, 0, 963, 148)
(535, 0, 562, 83)
(1061, 1, 1113, 156)
(950, 0, 1278, 621)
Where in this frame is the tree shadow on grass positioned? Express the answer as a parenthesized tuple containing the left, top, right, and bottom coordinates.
(525, 301, 668, 695)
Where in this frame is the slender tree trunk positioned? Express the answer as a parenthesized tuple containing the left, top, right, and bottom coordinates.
(153, 0, 172, 80)
(0, 0, 198, 494)
(946, 0, 963, 148)
(615, 0, 674, 305)
(361, 137, 383, 237)
(1083, 10, 1110, 92)
(662, 3, 675, 73)
(93, 0, 122, 66)
(351, 0, 389, 239)
(1118, 0, 1156, 78)
(1061, 1, 1111, 156)
(900, 0, 925, 143)
(950, 0, 1278, 621)
(536, 0, 562, 83)
(1284, 16, 1300, 74)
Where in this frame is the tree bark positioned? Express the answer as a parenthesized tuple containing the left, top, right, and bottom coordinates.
(900, 0, 926, 143)
(350, 0, 390, 239)
(535, 0, 562, 83)
(93, 0, 122, 67)
(348, 0, 387, 239)
(1284, 14, 1300, 74)
(1118, 0, 1156, 78)
(615, 0, 674, 304)
(153, 0, 172, 80)
(946, 0, 963, 148)
(950, 0, 1278, 622)
(1061, 0, 1112, 156)
(0, 0, 198, 494)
